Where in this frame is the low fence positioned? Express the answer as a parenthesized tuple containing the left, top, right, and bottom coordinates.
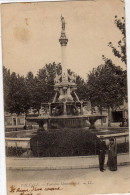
(5, 132, 129, 157)
(5, 138, 30, 157)
(5, 125, 39, 132)
(97, 132, 129, 145)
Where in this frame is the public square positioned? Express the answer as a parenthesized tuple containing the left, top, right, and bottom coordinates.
(1, 1, 129, 195)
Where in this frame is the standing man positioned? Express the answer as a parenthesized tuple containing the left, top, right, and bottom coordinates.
(98, 136, 107, 172)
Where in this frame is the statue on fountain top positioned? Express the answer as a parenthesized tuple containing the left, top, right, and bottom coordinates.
(61, 15, 65, 31)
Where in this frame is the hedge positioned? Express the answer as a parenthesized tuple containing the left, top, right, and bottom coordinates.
(30, 129, 101, 157)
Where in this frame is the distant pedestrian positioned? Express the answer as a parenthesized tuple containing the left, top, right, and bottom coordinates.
(108, 137, 117, 171)
(98, 136, 107, 172)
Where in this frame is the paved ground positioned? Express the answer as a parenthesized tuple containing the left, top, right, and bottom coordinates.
(7, 165, 130, 195)
(7, 153, 130, 170)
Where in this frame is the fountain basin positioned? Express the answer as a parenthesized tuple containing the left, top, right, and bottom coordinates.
(26, 114, 107, 129)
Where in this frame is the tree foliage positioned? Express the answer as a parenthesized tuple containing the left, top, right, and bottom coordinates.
(3, 63, 87, 115)
(75, 75, 87, 101)
(86, 57, 127, 111)
(3, 67, 30, 115)
(108, 16, 126, 65)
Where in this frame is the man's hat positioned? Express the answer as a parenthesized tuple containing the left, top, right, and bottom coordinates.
(109, 137, 114, 141)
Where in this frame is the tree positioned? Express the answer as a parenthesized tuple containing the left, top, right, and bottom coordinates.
(3, 68, 31, 115)
(108, 16, 126, 65)
(86, 57, 127, 126)
(25, 71, 37, 111)
(75, 75, 87, 101)
(3, 66, 11, 112)
(107, 15, 127, 125)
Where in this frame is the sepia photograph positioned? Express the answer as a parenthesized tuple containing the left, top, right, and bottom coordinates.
(1, 0, 130, 194)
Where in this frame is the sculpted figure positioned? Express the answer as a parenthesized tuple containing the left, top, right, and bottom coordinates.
(61, 15, 65, 31)
(54, 74, 61, 84)
(68, 73, 76, 83)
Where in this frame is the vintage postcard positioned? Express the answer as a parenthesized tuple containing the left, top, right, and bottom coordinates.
(1, 0, 130, 194)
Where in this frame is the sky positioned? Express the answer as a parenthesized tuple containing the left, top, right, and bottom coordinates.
(1, 0, 126, 80)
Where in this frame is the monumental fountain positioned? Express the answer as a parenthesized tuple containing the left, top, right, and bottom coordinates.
(5, 17, 129, 158)
(26, 16, 107, 131)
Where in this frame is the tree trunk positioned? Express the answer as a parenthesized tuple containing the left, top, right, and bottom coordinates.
(108, 107, 111, 127)
(100, 108, 103, 127)
(24, 112, 28, 129)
